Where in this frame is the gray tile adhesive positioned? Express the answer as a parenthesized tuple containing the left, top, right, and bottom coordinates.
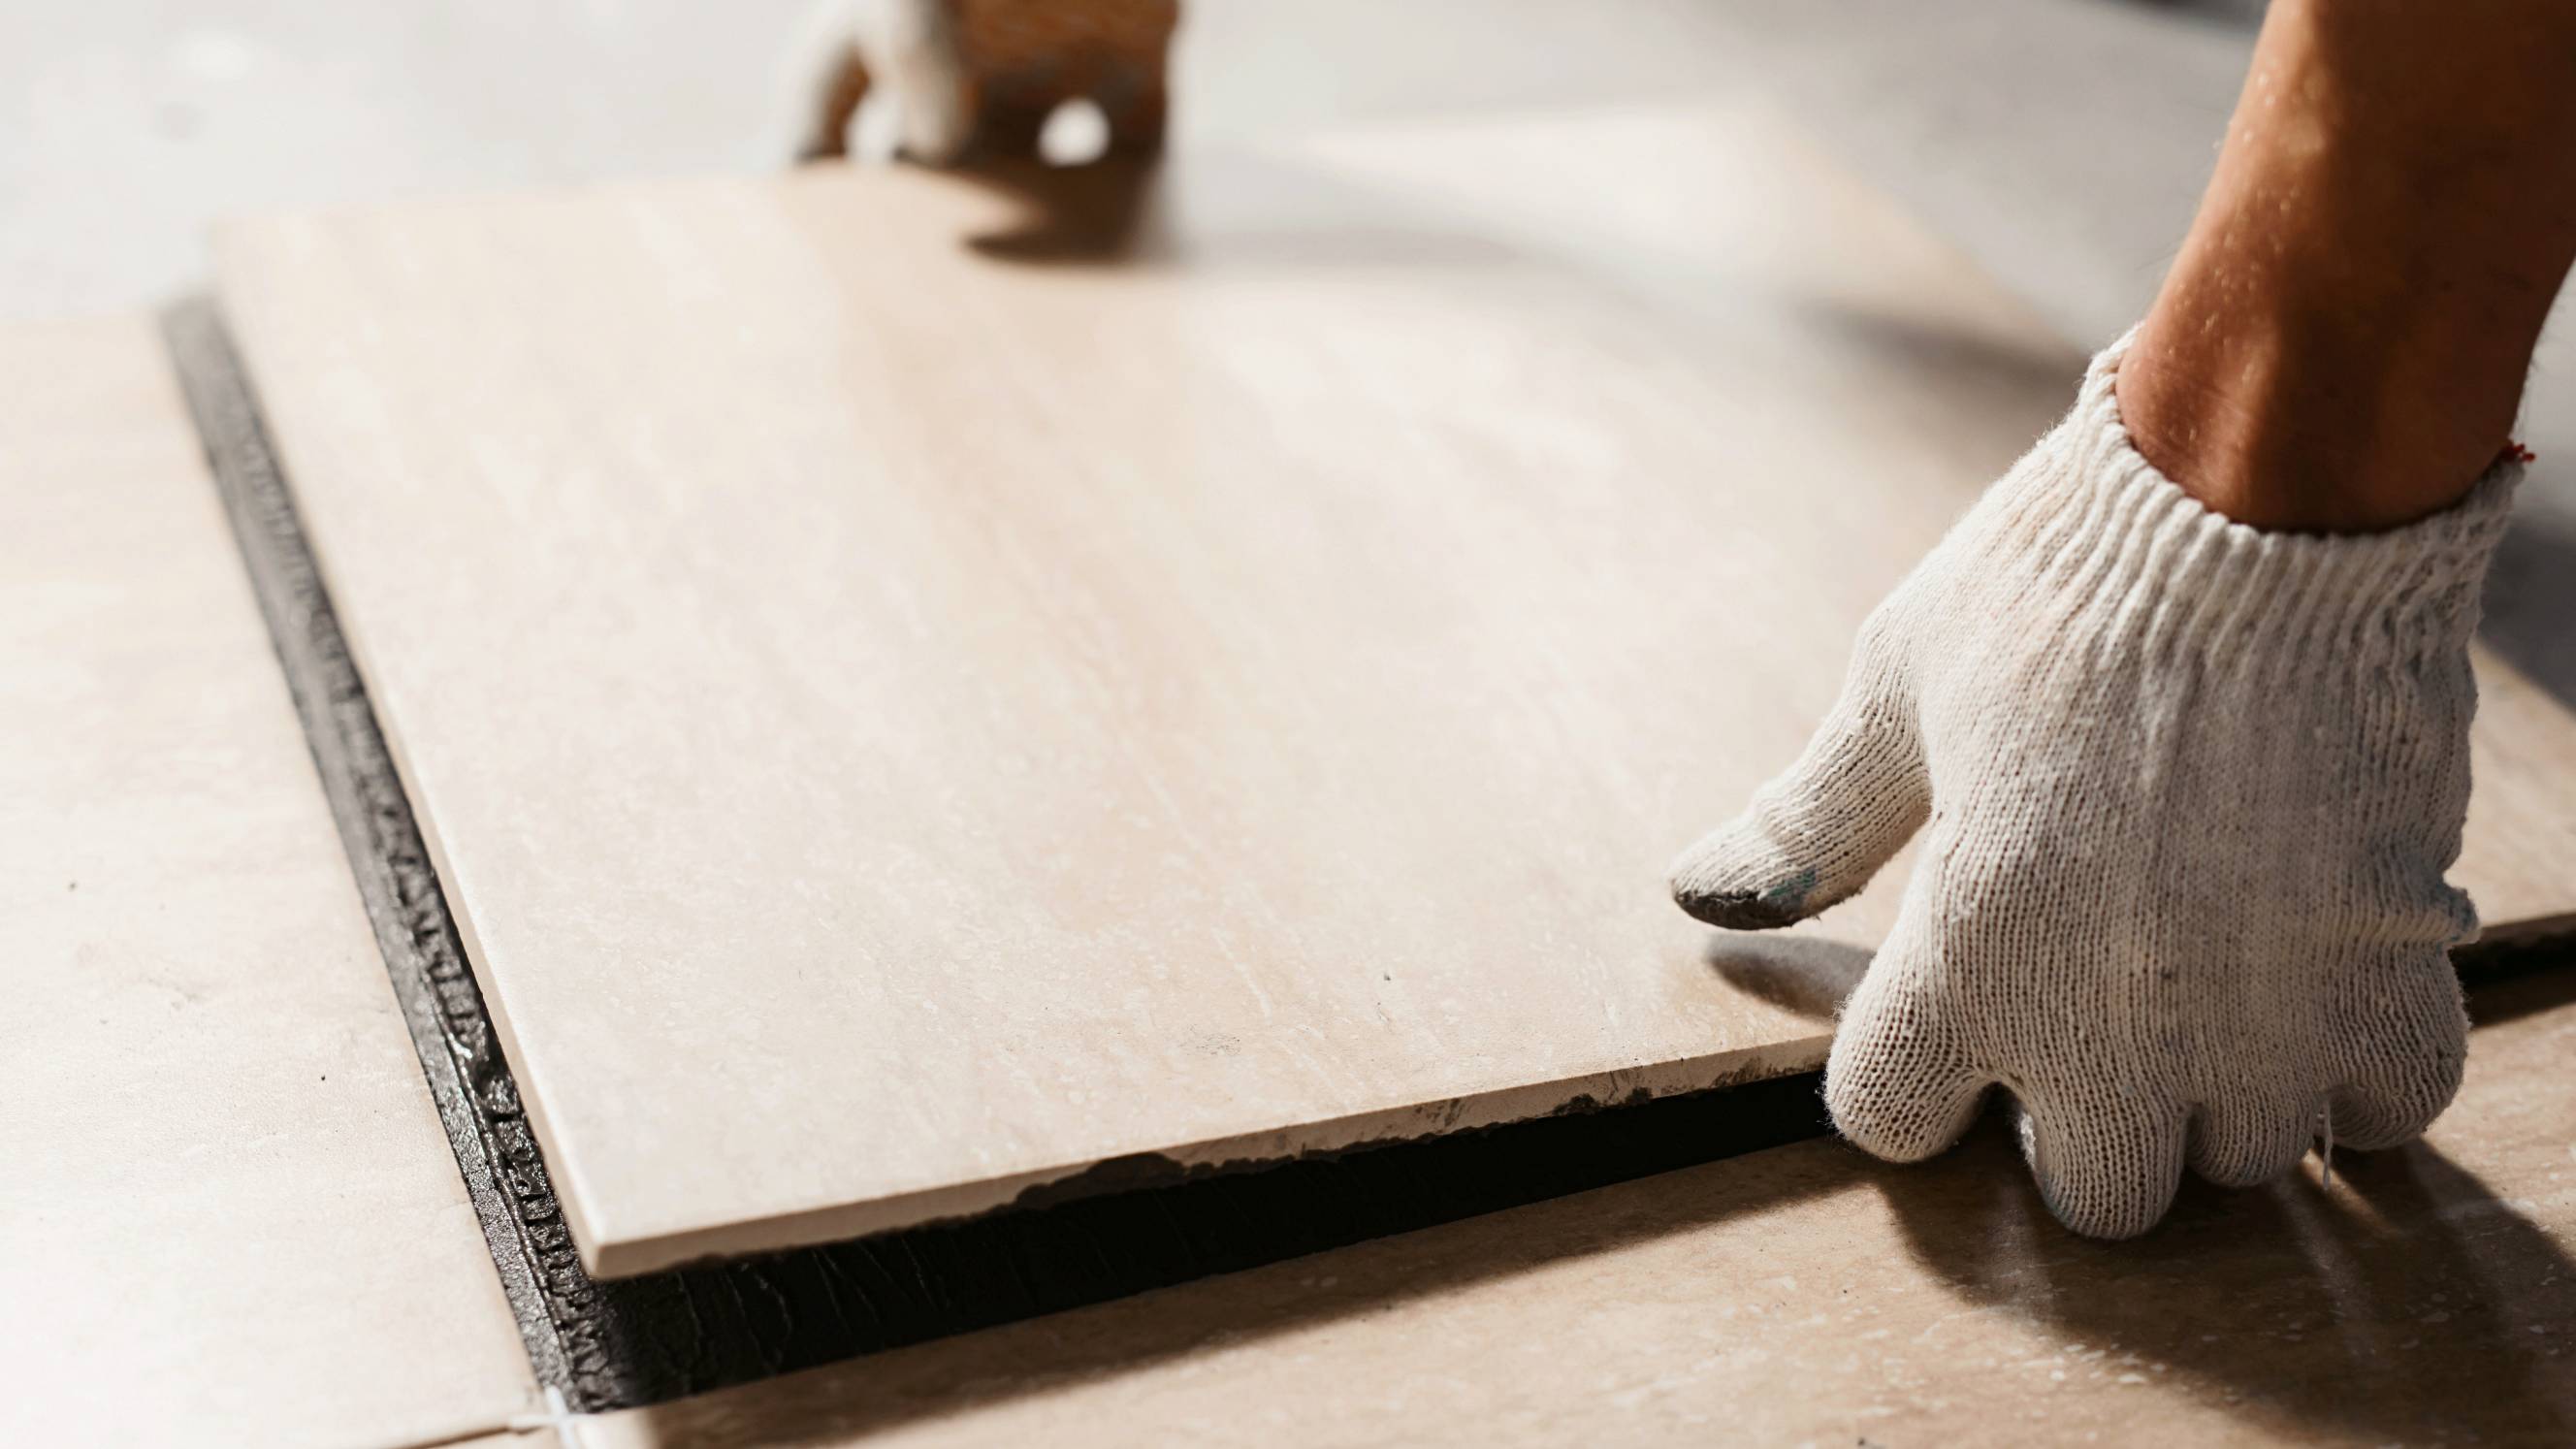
(157, 297, 2576, 1412)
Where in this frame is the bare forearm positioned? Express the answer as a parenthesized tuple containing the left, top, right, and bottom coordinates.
(2120, 0, 2576, 531)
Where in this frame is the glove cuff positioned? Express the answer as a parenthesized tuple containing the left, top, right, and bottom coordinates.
(1983, 328, 2521, 668)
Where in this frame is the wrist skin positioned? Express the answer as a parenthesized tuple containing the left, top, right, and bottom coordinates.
(2115, 0, 2576, 535)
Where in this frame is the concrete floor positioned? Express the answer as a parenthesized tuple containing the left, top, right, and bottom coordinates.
(0, 0, 1758, 320)
(1, 0, 2250, 327)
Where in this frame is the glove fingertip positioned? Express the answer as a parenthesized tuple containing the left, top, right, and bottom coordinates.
(1666, 824, 1827, 931)
(2014, 1100, 2187, 1240)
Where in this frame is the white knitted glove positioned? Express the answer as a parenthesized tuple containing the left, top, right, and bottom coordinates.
(1670, 335, 2519, 1239)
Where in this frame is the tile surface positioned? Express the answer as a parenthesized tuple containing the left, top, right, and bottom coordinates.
(213, 101, 2576, 1277)
(589, 967, 2576, 1448)
(0, 317, 540, 1449)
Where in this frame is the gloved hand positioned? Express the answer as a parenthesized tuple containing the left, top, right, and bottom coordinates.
(793, 0, 1177, 165)
(1668, 334, 2519, 1239)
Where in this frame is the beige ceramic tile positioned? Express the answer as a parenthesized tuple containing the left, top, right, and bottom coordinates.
(0, 316, 539, 1449)
(211, 100, 2576, 1277)
(587, 969, 2576, 1448)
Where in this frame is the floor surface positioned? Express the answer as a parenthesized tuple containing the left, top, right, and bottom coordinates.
(0, 1, 2271, 331)
(0, 316, 539, 1449)
(0, 0, 1769, 321)
(19, 4, 2576, 1443)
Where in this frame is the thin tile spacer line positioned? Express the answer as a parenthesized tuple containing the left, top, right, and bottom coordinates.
(507, 1386, 587, 1446)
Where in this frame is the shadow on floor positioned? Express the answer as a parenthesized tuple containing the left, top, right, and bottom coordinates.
(1888, 1107, 2576, 1443)
(1709, 935, 2576, 1444)
(943, 154, 1168, 264)
(1704, 933, 1872, 1021)
(2482, 490, 2576, 713)
(931, 149, 1528, 274)
(623, 972, 2576, 1445)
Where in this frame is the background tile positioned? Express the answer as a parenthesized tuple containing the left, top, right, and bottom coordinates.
(0, 316, 540, 1449)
